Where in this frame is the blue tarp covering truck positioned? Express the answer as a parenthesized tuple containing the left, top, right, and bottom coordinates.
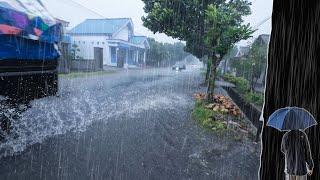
(0, 0, 62, 100)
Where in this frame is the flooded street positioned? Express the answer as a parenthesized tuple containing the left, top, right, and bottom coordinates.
(0, 68, 260, 180)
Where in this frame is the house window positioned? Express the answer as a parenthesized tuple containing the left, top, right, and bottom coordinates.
(102, 42, 105, 45)
(97, 42, 100, 45)
(83, 41, 85, 44)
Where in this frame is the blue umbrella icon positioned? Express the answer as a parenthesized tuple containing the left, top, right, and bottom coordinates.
(267, 107, 317, 131)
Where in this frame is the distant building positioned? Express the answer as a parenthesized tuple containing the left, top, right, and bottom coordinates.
(219, 45, 250, 75)
(234, 46, 250, 59)
(222, 34, 271, 79)
(255, 34, 271, 46)
(68, 18, 150, 69)
(253, 34, 270, 85)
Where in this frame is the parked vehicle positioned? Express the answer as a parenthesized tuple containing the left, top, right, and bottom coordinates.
(0, 1, 62, 99)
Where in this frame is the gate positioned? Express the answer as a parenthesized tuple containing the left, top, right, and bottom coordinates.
(94, 47, 103, 70)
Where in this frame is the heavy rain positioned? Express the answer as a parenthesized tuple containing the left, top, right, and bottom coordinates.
(4, 0, 318, 180)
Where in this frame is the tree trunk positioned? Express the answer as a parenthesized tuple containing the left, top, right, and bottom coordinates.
(260, 0, 320, 179)
(250, 69, 255, 92)
(207, 55, 217, 102)
(205, 60, 210, 82)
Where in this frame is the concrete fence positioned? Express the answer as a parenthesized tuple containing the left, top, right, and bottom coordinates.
(58, 47, 104, 73)
(58, 58, 104, 73)
(70, 59, 103, 72)
(58, 58, 71, 74)
(223, 87, 263, 141)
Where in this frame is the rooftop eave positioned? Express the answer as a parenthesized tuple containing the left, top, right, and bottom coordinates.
(112, 19, 134, 38)
(67, 32, 112, 36)
(107, 39, 147, 49)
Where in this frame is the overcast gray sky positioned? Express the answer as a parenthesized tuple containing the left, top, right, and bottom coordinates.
(41, 0, 273, 44)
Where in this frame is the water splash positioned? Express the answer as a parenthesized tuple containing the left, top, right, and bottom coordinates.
(0, 70, 192, 158)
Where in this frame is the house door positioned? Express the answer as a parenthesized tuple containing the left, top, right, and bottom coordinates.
(94, 47, 103, 70)
(117, 49, 126, 68)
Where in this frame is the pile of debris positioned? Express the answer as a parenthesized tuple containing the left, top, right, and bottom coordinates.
(193, 93, 206, 101)
(193, 93, 242, 117)
(209, 95, 242, 117)
(193, 93, 253, 137)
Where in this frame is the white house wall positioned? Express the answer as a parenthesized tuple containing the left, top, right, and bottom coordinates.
(113, 26, 129, 41)
(70, 35, 111, 65)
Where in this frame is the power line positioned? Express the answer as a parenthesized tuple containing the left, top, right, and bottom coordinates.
(53, 0, 271, 38)
(53, 0, 150, 35)
(56, 0, 105, 18)
(251, 0, 258, 4)
(253, 16, 271, 29)
(236, 16, 272, 46)
(56, 0, 271, 28)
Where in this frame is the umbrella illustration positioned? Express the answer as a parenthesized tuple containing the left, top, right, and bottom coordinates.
(267, 107, 317, 131)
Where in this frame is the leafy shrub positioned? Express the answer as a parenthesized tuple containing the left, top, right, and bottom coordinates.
(235, 77, 250, 93)
(244, 92, 264, 106)
(224, 74, 264, 106)
(224, 74, 249, 93)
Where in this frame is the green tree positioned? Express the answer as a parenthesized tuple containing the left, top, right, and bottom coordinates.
(229, 39, 268, 91)
(146, 38, 189, 67)
(248, 41, 268, 90)
(204, 2, 254, 100)
(142, 0, 254, 102)
(142, 0, 217, 58)
(71, 44, 81, 60)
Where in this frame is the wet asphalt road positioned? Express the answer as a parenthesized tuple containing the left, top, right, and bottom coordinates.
(0, 68, 260, 180)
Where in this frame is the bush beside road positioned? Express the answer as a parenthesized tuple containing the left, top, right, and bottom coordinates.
(223, 74, 264, 108)
(192, 93, 257, 141)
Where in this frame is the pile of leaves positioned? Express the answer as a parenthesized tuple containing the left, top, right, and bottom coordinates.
(193, 93, 255, 140)
(209, 95, 242, 117)
(193, 93, 207, 101)
(194, 93, 242, 117)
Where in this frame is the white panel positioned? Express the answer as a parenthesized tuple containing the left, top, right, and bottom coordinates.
(70, 35, 108, 61)
(114, 26, 129, 41)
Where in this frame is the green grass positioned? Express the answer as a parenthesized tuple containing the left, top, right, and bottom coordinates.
(59, 70, 116, 79)
(192, 101, 227, 132)
(192, 99, 256, 141)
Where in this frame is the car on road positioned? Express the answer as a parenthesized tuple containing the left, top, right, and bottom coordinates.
(172, 64, 186, 71)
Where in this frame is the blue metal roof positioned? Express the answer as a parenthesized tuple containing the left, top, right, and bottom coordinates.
(68, 18, 131, 35)
(130, 36, 147, 45)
